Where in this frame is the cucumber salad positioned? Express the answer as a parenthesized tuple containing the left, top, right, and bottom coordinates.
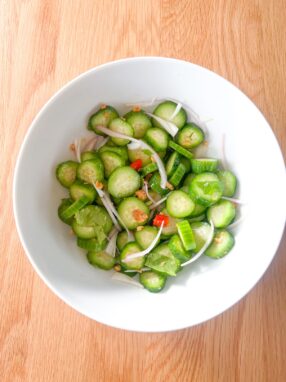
(56, 100, 241, 293)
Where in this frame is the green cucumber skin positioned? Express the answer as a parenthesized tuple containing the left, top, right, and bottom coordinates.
(87, 251, 115, 270)
(56, 161, 78, 188)
(58, 199, 73, 225)
(205, 230, 234, 259)
(69, 180, 96, 203)
(176, 123, 204, 149)
(166, 152, 181, 177)
(189, 172, 223, 206)
(168, 234, 192, 263)
(139, 271, 167, 293)
(152, 101, 187, 129)
(217, 170, 237, 197)
(109, 118, 134, 146)
(207, 200, 236, 228)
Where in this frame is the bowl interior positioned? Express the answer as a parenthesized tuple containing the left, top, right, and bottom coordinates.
(14, 57, 286, 331)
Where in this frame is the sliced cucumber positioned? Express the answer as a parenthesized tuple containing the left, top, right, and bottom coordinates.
(169, 163, 186, 187)
(166, 190, 195, 218)
(205, 230, 234, 259)
(176, 220, 196, 251)
(100, 151, 125, 177)
(81, 151, 98, 161)
(207, 200, 236, 228)
(191, 158, 218, 174)
(180, 158, 192, 173)
(139, 271, 167, 293)
(141, 162, 158, 176)
(135, 226, 159, 250)
(189, 202, 206, 217)
(77, 237, 107, 252)
(217, 170, 237, 197)
(189, 172, 223, 206)
(145, 243, 181, 276)
(116, 231, 129, 251)
(118, 197, 150, 230)
(169, 140, 194, 160)
(128, 148, 152, 167)
(166, 152, 181, 176)
(87, 250, 115, 270)
(77, 158, 104, 184)
(108, 166, 141, 198)
(183, 173, 196, 186)
(149, 172, 169, 195)
(88, 105, 119, 135)
(124, 110, 152, 138)
(190, 222, 212, 253)
(168, 234, 192, 263)
(161, 208, 181, 237)
(58, 199, 73, 225)
(109, 117, 134, 146)
(56, 161, 78, 188)
(61, 196, 90, 220)
(152, 101, 187, 129)
(98, 145, 128, 163)
(120, 242, 145, 270)
(176, 123, 204, 148)
(144, 128, 169, 152)
(69, 180, 96, 203)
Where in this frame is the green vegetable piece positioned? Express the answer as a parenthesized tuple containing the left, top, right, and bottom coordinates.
(207, 200, 236, 228)
(109, 117, 134, 146)
(69, 180, 96, 203)
(169, 163, 186, 187)
(118, 197, 150, 230)
(139, 271, 167, 293)
(61, 196, 90, 220)
(120, 242, 145, 270)
(153, 101, 187, 129)
(176, 123, 204, 148)
(190, 222, 212, 253)
(135, 226, 159, 250)
(183, 173, 196, 187)
(116, 231, 129, 251)
(77, 237, 107, 252)
(166, 190, 195, 218)
(128, 148, 152, 166)
(58, 199, 73, 225)
(99, 145, 128, 163)
(100, 151, 125, 177)
(124, 110, 152, 138)
(205, 230, 234, 259)
(189, 172, 223, 206)
(77, 158, 104, 185)
(191, 158, 218, 174)
(149, 172, 169, 195)
(88, 105, 119, 135)
(145, 243, 181, 276)
(56, 161, 78, 188)
(166, 152, 181, 177)
(81, 151, 98, 161)
(141, 162, 158, 176)
(168, 234, 192, 263)
(176, 220, 196, 251)
(108, 166, 141, 198)
(180, 158, 192, 173)
(169, 140, 194, 160)
(87, 251, 115, 270)
(144, 127, 169, 152)
(217, 170, 237, 197)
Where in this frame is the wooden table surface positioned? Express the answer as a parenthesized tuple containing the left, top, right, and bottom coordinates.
(1, 1, 285, 381)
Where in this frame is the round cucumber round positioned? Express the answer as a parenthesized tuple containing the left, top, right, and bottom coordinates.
(134, 226, 159, 250)
(217, 170, 237, 197)
(207, 200, 236, 228)
(124, 110, 152, 138)
(191, 158, 218, 174)
(189, 172, 223, 206)
(190, 222, 212, 253)
(87, 251, 115, 270)
(116, 231, 129, 251)
(166, 190, 195, 218)
(77, 158, 104, 184)
(56, 161, 78, 188)
(144, 127, 169, 152)
(205, 230, 234, 259)
(109, 117, 134, 146)
(88, 105, 119, 135)
(108, 166, 141, 198)
(139, 271, 167, 293)
(120, 242, 145, 270)
(69, 180, 96, 203)
(152, 101, 187, 129)
(176, 123, 204, 148)
(128, 148, 152, 167)
(117, 197, 150, 230)
(100, 151, 125, 177)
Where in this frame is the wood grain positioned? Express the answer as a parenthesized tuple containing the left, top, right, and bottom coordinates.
(0, 1, 285, 381)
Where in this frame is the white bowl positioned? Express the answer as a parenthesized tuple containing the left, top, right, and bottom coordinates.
(13, 57, 286, 332)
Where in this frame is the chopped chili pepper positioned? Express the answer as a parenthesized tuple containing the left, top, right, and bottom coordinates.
(153, 214, 169, 227)
(130, 159, 143, 171)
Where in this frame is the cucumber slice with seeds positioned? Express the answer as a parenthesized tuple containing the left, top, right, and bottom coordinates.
(135, 226, 159, 250)
(100, 151, 125, 177)
(217, 170, 237, 197)
(109, 117, 134, 146)
(205, 230, 234, 259)
(153, 101, 187, 129)
(176, 220, 196, 251)
(168, 234, 192, 263)
(118, 197, 150, 230)
(176, 123, 205, 148)
(145, 243, 181, 276)
(189, 172, 223, 206)
(88, 105, 119, 135)
(191, 222, 212, 253)
(98, 145, 128, 163)
(69, 180, 96, 203)
(56, 161, 78, 188)
(77, 158, 104, 184)
(108, 166, 141, 198)
(169, 140, 194, 160)
(124, 110, 152, 138)
(207, 200, 236, 228)
(144, 128, 169, 152)
(169, 163, 186, 187)
(166, 190, 195, 218)
(166, 152, 181, 176)
(120, 242, 145, 270)
(191, 158, 218, 174)
(87, 251, 115, 270)
(139, 271, 167, 293)
(128, 148, 152, 167)
(117, 231, 129, 251)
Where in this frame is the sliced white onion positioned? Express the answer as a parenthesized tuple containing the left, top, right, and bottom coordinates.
(169, 102, 182, 121)
(95, 136, 109, 150)
(106, 229, 119, 257)
(82, 136, 97, 152)
(149, 194, 170, 210)
(124, 222, 164, 262)
(111, 272, 144, 288)
(146, 112, 178, 137)
(221, 196, 246, 205)
(95, 125, 167, 189)
(143, 181, 156, 204)
(124, 267, 151, 273)
(181, 220, 214, 267)
(74, 138, 82, 162)
(93, 185, 121, 231)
